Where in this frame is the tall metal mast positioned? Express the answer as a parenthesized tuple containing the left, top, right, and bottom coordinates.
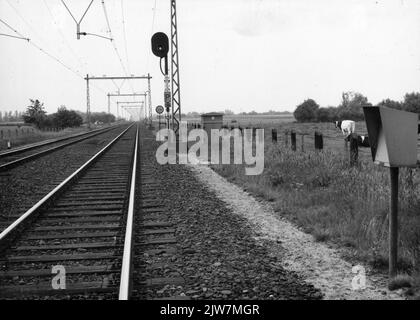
(86, 74, 91, 129)
(148, 73, 152, 126)
(171, 0, 182, 133)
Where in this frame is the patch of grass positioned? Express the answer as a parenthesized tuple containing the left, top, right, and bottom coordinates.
(388, 275, 413, 291)
(211, 135, 420, 281)
(313, 230, 330, 242)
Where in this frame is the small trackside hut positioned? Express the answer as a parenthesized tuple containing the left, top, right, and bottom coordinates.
(201, 112, 224, 137)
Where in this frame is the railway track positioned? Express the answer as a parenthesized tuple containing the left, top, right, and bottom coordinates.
(0, 123, 139, 299)
(131, 129, 183, 300)
(0, 124, 124, 171)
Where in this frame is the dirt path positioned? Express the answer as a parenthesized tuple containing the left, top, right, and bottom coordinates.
(187, 163, 405, 300)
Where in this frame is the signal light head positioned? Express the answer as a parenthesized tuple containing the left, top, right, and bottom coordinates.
(151, 32, 169, 58)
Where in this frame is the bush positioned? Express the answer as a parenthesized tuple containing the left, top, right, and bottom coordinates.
(90, 112, 116, 124)
(403, 92, 420, 117)
(294, 99, 319, 122)
(52, 106, 83, 128)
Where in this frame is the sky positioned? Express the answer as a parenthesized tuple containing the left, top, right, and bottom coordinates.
(0, 0, 419, 116)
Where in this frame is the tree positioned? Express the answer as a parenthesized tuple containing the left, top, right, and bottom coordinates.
(403, 92, 420, 116)
(52, 106, 83, 128)
(337, 91, 370, 120)
(90, 112, 116, 124)
(224, 109, 234, 115)
(23, 99, 47, 128)
(316, 107, 337, 122)
(378, 98, 403, 110)
(294, 99, 319, 122)
(0, 111, 2, 122)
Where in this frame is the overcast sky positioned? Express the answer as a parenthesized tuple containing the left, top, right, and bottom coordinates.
(0, 0, 419, 116)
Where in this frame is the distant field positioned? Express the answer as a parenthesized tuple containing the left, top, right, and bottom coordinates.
(184, 114, 296, 127)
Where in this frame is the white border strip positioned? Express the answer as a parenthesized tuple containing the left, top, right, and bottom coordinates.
(0, 124, 134, 242)
(119, 124, 139, 300)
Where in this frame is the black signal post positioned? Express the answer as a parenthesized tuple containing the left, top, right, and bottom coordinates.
(152, 32, 171, 130)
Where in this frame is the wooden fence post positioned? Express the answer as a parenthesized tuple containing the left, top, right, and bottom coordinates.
(272, 129, 277, 143)
(315, 132, 323, 150)
(291, 131, 297, 151)
(301, 134, 305, 152)
(350, 134, 359, 166)
(389, 167, 399, 278)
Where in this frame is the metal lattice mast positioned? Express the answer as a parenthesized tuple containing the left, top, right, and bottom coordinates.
(107, 93, 111, 114)
(86, 74, 91, 129)
(148, 73, 152, 125)
(171, 0, 182, 133)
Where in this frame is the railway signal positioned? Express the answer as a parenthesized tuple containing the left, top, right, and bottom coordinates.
(152, 32, 171, 130)
(363, 106, 418, 279)
(150, 0, 182, 133)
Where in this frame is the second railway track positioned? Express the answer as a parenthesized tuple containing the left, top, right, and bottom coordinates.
(0, 124, 139, 299)
(0, 124, 126, 171)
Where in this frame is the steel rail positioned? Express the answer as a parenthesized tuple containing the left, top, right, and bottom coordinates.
(0, 125, 125, 171)
(119, 124, 139, 300)
(0, 124, 135, 243)
(0, 124, 120, 158)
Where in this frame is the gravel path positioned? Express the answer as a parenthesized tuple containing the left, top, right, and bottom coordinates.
(137, 137, 321, 300)
(187, 163, 406, 300)
(0, 125, 129, 231)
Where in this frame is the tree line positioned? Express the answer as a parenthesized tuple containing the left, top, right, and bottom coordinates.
(0, 111, 24, 122)
(294, 91, 420, 123)
(20, 99, 116, 130)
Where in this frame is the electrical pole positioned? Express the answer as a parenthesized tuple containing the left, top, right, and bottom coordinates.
(86, 74, 91, 129)
(107, 93, 111, 114)
(148, 73, 152, 126)
(171, 0, 182, 133)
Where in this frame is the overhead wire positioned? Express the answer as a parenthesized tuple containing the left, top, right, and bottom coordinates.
(120, 0, 131, 76)
(2, 2, 106, 94)
(43, 0, 86, 73)
(6, 0, 53, 48)
(0, 17, 29, 40)
(101, 0, 135, 94)
(146, 0, 158, 72)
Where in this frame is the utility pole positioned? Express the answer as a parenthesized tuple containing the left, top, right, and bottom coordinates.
(171, 0, 182, 133)
(86, 74, 91, 129)
(107, 93, 111, 114)
(148, 73, 152, 126)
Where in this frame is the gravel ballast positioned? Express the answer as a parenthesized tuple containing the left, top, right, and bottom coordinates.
(135, 132, 321, 300)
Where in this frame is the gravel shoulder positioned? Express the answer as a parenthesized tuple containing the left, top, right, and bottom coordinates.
(136, 137, 321, 300)
(186, 162, 406, 300)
